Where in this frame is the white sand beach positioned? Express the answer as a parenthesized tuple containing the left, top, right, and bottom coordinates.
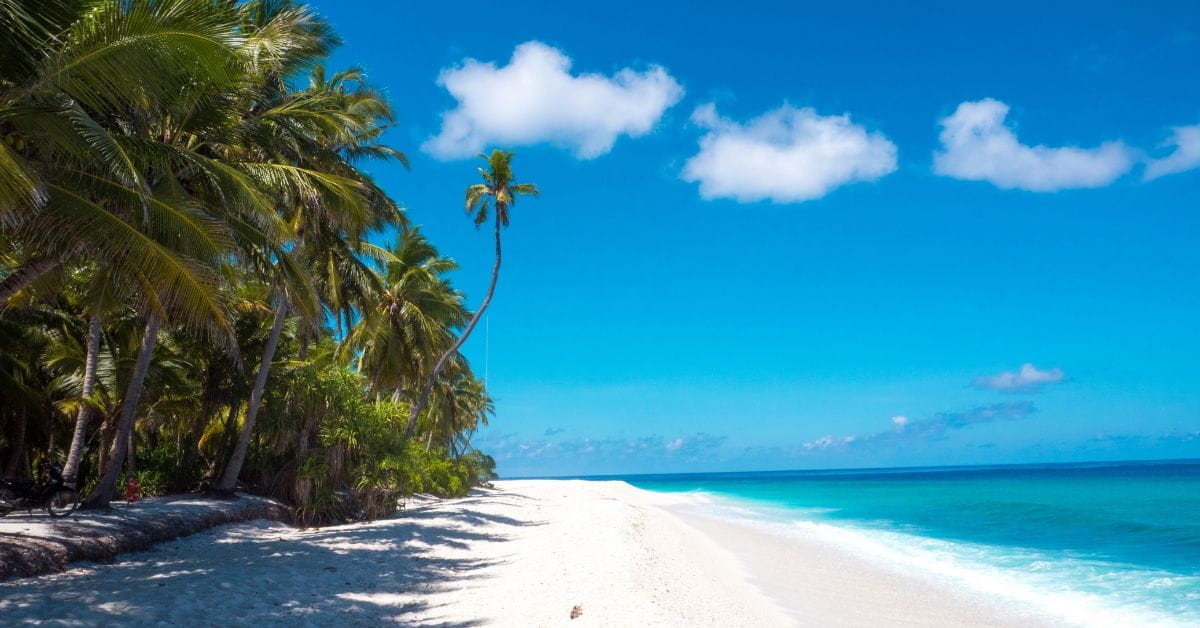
(0, 480, 1052, 626)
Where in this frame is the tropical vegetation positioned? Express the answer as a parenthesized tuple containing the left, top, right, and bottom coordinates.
(0, 0, 517, 524)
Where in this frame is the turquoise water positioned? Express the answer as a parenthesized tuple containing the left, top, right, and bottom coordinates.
(611, 459, 1200, 625)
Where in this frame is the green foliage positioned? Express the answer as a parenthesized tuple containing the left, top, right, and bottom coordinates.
(119, 469, 168, 499)
(0, 0, 505, 526)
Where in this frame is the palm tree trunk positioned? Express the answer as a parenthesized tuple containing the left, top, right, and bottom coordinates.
(63, 312, 102, 487)
(405, 216, 502, 439)
(368, 362, 383, 397)
(126, 429, 136, 476)
(177, 369, 216, 491)
(0, 256, 60, 304)
(210, 393, 242, 479)
(85, 314, 161, 508)
(217, 296, 288, 492)
(95, 416, 115, 482)
(4, 409, 27, 477)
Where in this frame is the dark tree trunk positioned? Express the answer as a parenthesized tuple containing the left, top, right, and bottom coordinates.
(217, 297, 288, 491)
(126, 430, 136, 476)
(64, 312, 102, 487)
(85, 314, 161, 508)
(177, 365, 218, 491)
(4, 409, 27, 478)
(0, 256, 61, 304)
(368, 362, 383, 398)
(211, 393, 242, 480)
(405, 214, 503, 439)
(95, 416, 115, 483)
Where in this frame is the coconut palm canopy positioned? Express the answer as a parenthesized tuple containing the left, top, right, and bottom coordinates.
(0, 0, 501, 521)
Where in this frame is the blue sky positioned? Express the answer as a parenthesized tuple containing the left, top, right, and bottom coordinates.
(310, 0, 1200, 476)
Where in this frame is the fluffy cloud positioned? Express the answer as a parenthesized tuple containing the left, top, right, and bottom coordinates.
(973, 363, 1065, 393)
(681, 103, 898, 203)
(424, 41, 683, 160)
(891, 415, 909, 429)
(933, 99, 1133, 191)
(1144, 124, 1200, 181)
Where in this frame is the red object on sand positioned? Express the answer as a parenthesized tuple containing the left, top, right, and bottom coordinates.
(125, 477, 141, 504)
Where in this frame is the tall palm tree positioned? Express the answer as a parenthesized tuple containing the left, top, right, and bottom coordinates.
(216, 45, 407, 492)
(68, 0, 366, 506)
(404, 150, 537, 438)
(59, 269, 123, 486)
(0, 0, 502, 524)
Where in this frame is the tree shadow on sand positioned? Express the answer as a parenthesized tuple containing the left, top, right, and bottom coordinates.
(0, 498, 536, 626)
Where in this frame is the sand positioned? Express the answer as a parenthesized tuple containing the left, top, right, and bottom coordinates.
(0, 480, 1052, 626)
(0, 494, 285, 580)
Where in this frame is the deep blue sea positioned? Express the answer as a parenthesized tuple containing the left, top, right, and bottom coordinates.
(603, 459, 1200, 625)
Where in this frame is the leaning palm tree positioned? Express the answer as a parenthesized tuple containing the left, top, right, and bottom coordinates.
(404, 150, 537, 438)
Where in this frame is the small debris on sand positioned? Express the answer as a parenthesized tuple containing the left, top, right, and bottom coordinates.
(570, 604, 583, 619)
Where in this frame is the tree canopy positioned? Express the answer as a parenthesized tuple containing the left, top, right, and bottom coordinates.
(0, 0, 502, 523)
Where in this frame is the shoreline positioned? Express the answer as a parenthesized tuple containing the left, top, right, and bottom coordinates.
(1, 479, 1072, 625)
(654, 493, 1054, 626)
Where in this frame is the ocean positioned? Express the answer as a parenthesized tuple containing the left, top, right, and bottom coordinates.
(608, 459, 1200, 626)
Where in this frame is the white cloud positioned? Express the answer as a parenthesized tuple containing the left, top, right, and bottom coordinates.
(1144, 124, 1200, 181)
(423, 41, 683, 160)
(933, 99, 1133, 191)
(681, 103, 898, 203)
(803, 434, 836, 450)
(796, 402, 1036, 456)
(665, 437, 684, 451)
(973, 363, 1065, 393)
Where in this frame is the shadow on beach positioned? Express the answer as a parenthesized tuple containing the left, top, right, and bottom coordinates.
(0, 493, 537, 626)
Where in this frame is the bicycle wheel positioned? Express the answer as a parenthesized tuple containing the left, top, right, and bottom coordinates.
(45, 488, 80, 518)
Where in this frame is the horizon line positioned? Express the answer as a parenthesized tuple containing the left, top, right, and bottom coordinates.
(505, 456, 1200, 481)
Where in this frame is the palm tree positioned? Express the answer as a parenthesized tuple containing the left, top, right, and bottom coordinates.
(1, 0, 503, 521)
(422, 364, 493, 455)
(59, 270, 123, 487)
(216, 44, 407, 492)
(404, 150, 537, 438)
(0, 0, 253, 306)
(344, 227, 468, 400)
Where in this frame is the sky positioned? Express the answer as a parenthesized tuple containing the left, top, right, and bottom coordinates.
(308, 0, 1200, 476)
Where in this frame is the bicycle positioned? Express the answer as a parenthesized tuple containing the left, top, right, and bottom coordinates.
(0, 462, 81, 518)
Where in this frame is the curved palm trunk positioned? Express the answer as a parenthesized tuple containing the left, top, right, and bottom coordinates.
(85, 314, 161, 508)
(0, 256, 60, 304)
(63, 312, 102, 487)
(217, 296, 288, 492)
(405, 216, 501, 439)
